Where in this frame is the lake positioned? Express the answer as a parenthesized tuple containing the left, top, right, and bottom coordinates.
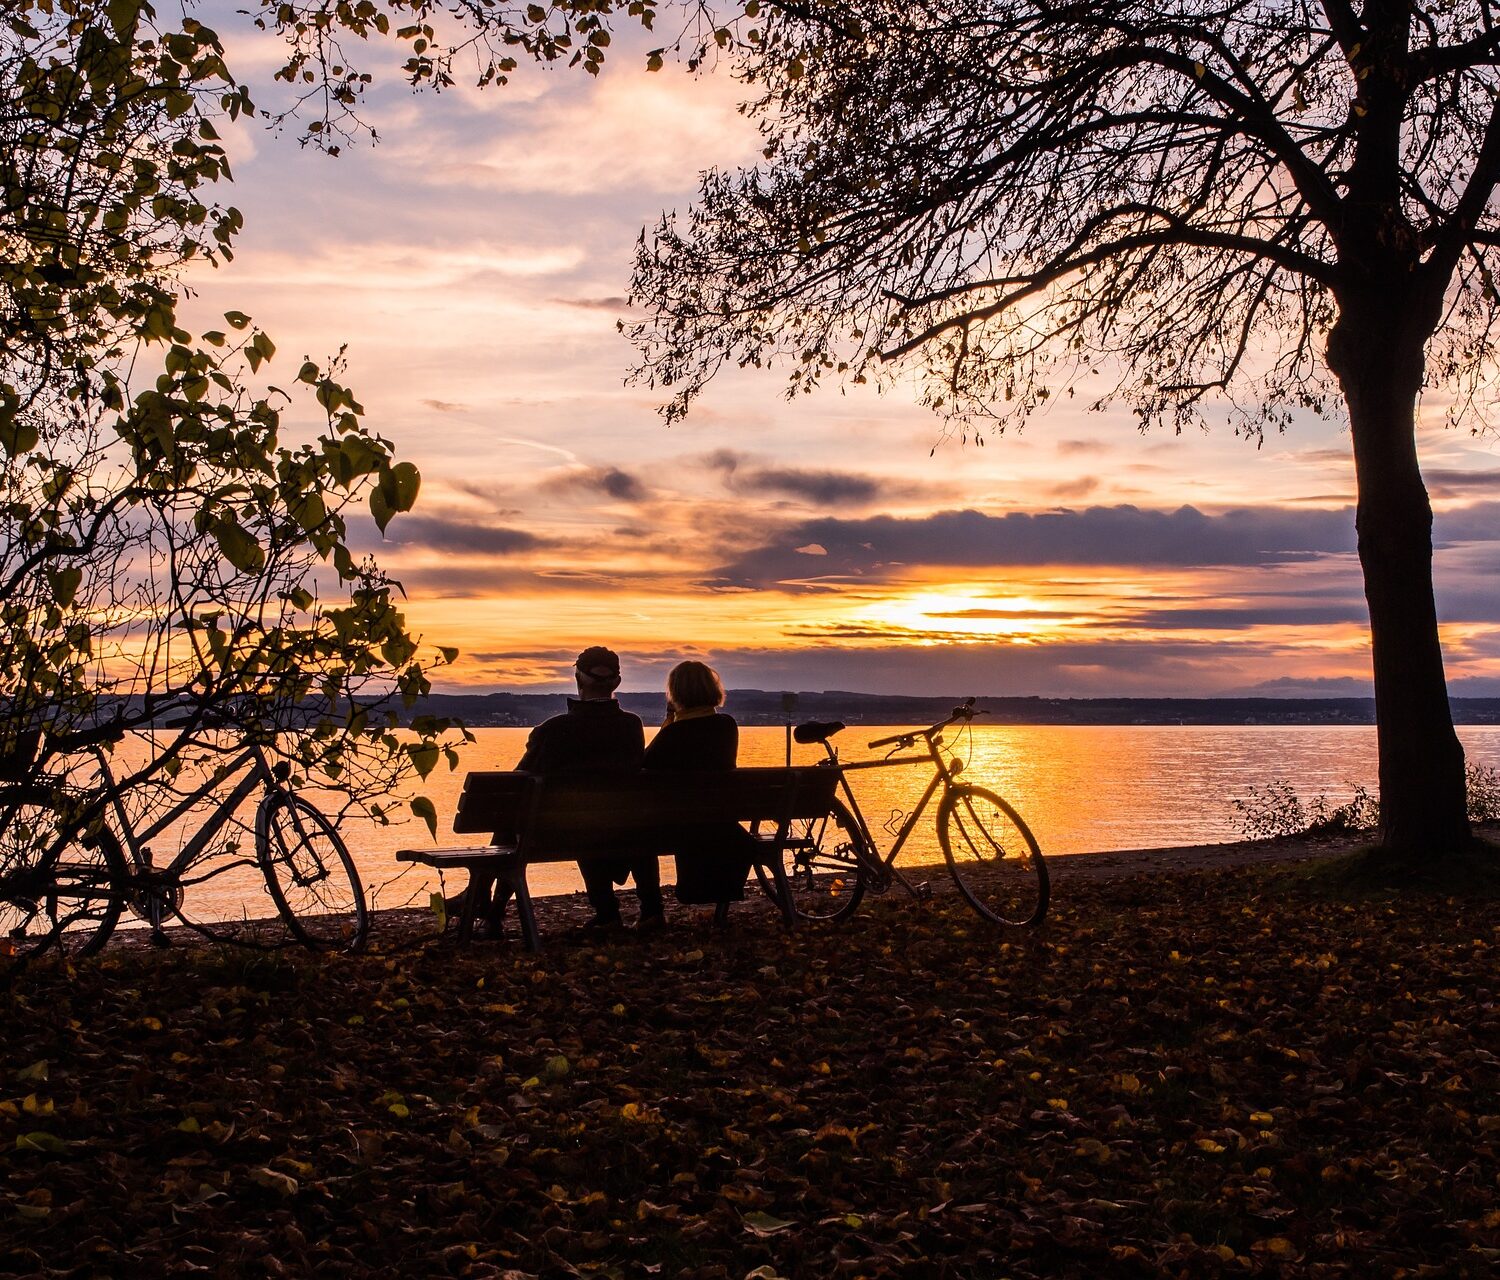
(128, 723, 1500, 923)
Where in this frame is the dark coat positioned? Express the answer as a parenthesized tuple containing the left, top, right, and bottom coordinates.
(517, 698, 645, 774)
(642, 711, 738, 772)
(515, 698, 655, 911)
(644, 712, 753, 904)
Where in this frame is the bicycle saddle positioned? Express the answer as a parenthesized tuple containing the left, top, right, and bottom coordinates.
(793, 720, 846, 744)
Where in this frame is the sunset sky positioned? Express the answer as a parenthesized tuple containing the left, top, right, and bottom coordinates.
(183, 12, 1500, 698)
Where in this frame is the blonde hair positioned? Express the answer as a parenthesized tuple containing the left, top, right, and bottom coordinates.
(667, 660, 725, 712)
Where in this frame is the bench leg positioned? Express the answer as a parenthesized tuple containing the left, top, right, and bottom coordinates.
(511, 870, 541, 952)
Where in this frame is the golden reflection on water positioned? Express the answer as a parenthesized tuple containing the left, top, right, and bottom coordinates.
(110, 724, 1500, 923)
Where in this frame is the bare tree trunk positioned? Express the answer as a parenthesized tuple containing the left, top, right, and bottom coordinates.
(1328, 314, 1471, 857)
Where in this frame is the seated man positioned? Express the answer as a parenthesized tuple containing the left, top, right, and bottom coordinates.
(513, 646, 663, 932)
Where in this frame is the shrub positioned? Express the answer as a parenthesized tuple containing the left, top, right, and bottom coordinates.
(1234, 766, 1500, 839)
(1467, 763, 1500, 824)
(1232, 780, 1380, 840)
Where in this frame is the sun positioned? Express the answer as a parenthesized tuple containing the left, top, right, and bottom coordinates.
(863, 589, 1066, 643)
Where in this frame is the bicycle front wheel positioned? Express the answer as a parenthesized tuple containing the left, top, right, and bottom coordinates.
(0, 801, 126, 964)
(257, 792, 368, 952)
(757, 797, 870, 922)
(936, 785, 1049, 927)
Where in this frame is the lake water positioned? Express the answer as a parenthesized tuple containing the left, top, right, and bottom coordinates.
(122, 723, 1500, 923)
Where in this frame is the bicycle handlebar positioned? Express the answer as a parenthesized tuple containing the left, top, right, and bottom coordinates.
(867, 699, 983, 749)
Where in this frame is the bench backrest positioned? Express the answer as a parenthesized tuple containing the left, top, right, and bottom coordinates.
(453, 767, 838, 856)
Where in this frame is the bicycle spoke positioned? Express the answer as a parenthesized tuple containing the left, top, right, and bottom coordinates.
(1, 801, 125, 963)
(763, 799, 868, 922)
(938, 786, 1048, 928)
(258, 793, 368, 951)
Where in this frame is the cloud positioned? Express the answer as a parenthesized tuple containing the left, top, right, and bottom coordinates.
(542, 465, 649, 502)
(1047, 477, 1100, 500)
(467, 649, 576, 663)
(708, 504, 1361, 590)
(411, 70, 758, 197)
(1425, 469, 1500, 499)
(1095, 603, 1370, 630)
(700, 636, 1322, 698)
(209, 240, 587, 290)
(421, 398, 468, 413)
(383, 516, 549, 555)
(1432, 500, 1500, 544)
(552, 295, 629, 312)
(704, 449, 935, 507)
(1055, 439, 1107, 456)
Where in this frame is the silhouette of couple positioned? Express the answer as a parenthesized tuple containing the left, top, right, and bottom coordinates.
(516, 646, 752, 934)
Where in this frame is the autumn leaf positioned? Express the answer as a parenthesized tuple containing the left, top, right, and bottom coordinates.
(742, 1210, 796, 1236)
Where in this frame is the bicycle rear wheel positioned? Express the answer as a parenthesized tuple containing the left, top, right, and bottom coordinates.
(936, 785, 1049, 927)
(756, 797, 870, 922)
(257, 792, 368, 952)
(0, 799, 126, 964)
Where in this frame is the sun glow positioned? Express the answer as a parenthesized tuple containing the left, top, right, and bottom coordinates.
(862, 589, 1071, 643)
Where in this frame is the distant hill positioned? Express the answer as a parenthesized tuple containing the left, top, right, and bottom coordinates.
(403, 690, 1500, 728)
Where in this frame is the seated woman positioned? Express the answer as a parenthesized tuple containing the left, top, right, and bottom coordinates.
(643, 660, 754, 911)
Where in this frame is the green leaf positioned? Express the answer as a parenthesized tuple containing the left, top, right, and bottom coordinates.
(106, 0, 143, 38)
(407, 744, 440, 781)
(370, 485, 394, 534)
(412, 795, 438, 838)
(48, 567, 83, 608)
(389, 461, 420, 512)
(213, 520, 265, 573)
(0, 414, 40, 457)
(15, 1131, 64, 1154)
(224, 310, 251, 330)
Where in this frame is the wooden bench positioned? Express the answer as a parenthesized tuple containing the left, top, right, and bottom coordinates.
(396, 767, 839, 950)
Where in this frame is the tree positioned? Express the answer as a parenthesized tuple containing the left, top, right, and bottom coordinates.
(628, 0, 1500, 860)
(2, 0, 719, 935)
(0, 0, 457, 879)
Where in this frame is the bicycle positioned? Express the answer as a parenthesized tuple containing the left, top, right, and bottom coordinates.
(761, 699, 1049, 928)
(0, 733, 369, 963)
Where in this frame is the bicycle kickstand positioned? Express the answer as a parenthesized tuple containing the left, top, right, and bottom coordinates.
(885, 862, 932, 904)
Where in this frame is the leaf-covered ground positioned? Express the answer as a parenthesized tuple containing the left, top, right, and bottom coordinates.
(1, 861, 1496, 1278)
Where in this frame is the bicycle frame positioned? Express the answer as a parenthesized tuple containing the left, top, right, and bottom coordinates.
(94, 742, 274, 883)
(810, 716, 971, 898)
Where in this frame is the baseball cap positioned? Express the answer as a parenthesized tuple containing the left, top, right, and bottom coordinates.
(575, 646, 621, 680)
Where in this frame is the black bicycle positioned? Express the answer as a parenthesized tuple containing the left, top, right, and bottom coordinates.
(0, 735, 367, 963)
(762, 699, 1049, 928)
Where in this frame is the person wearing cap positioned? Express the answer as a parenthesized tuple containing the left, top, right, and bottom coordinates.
(513, 646, 663, 932)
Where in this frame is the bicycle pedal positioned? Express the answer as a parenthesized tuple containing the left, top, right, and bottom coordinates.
(915, 881, 933, 902)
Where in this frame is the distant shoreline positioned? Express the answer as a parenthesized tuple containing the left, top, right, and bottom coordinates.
(405, 689, 1500, 729)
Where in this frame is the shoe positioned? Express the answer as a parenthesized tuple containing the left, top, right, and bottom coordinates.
(636, 912, 667, 935)
(572, 916, 626, 938)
